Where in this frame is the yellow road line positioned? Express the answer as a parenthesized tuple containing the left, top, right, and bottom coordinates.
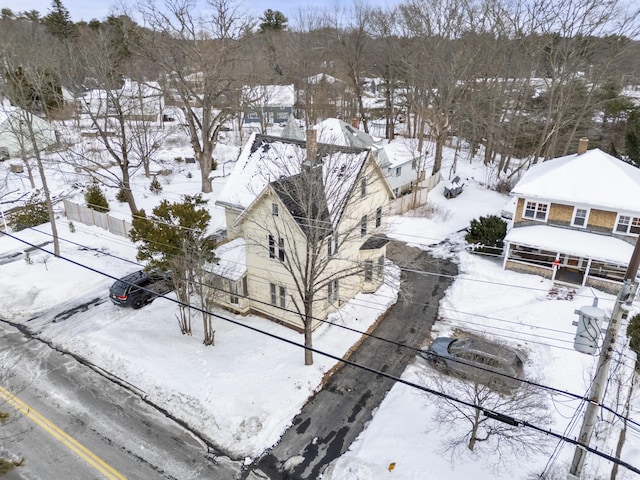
(0, 386, 126, 480)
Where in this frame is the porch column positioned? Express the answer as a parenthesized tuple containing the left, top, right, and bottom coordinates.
(551, 253, 560, 281)
(502, 242, 510, 269)
(583, 258, 592, 287)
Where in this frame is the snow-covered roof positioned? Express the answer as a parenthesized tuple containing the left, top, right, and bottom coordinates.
(505, 224, 634, 265)
(208, 238, 246, 281)
(307, 73, 343, 85)
(281, 114, 305, 141)
(315, 118, 379, 149)
(243, 85, 295, 107)
(120, 79, 163, 98)
(0, 101, 17, 124)
(372, 140, 420, 169)
(511, 148, 640, 213)
(216, 133, 370, 227)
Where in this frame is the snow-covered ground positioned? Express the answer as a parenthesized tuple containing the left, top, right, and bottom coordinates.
(0, 118, 638, 479)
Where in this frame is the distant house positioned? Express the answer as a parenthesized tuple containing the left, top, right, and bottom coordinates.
(0, 103, 57, 159)
(313, 118, 439, 213)
(503, 139, 640, 293)
(243, 85, 295, 126)
(213, 129, 392, 330)
(81, 79, 164, 122)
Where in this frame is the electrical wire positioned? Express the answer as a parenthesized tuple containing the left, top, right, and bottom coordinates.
(4, 229, 640, 440)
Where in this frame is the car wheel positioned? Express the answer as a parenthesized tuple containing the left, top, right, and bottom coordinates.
(132, 297, 145, 309)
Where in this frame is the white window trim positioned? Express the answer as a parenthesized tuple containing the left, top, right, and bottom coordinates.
(523, 199, 549, 222)
(614, 213, 640, 236)
(571, 207, 590, 228)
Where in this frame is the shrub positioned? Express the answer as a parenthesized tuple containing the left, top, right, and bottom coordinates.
(627, 313, 640, 369)
(465, 215, 507, 255)
(85, 184, 109, 213)
(149, 176, 163, 194)
(8, 196, 49, 231)
(116, 187, 128, 203)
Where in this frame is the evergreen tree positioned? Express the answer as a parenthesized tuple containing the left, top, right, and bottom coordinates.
(465, 215, 507, 255)
(625, 108, 640, 166)
(8, 196, 49, 231)
(258, 9, 288, 33)
(42, 0, 77, 40)
(129, 195, 211, 270)
(85, 184, 110, 213)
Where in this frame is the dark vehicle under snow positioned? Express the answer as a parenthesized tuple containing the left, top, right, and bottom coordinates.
(109, 270, 173, 309)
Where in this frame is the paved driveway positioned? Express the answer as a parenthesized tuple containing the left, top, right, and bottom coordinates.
(245, 241, 458, 479)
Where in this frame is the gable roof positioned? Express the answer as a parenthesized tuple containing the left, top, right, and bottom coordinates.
(511, 148, 640, 212)
(281, 114, 305, 141)
(271, 167, 332, 238)
(216, 133, 371, 228)
(316, 118, 379, 149)
(372, 140, 421, 169)
(243, 84, 295, 107)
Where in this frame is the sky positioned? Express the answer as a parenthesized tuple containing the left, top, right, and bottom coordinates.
(1, 0, 401, 24)
(1, 107, 638, 479)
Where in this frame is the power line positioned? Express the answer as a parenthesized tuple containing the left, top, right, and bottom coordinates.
(6, 234, 640, 474)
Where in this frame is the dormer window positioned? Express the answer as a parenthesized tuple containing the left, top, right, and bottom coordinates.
(523, 201, 548, 221)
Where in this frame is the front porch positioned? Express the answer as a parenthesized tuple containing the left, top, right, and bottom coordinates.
(503, 225, 634, 294)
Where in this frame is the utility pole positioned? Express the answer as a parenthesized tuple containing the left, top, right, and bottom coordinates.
(568, 239, 640, 479)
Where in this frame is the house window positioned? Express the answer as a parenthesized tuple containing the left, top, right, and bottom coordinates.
(375, 207, 382, 228)
(270, 283, 286, 308)
(393, 187, 399, 197)
(269, 234, 285, 261)
(361, 177, 367, 197)
(328, 235, 338, 257)
(270, 283, 277, 305)
(395, 166, 402, 177)
(328, 279, 339, 304)
(230, 280, 239, 304)
(572, 208, 588, 227)
(364, 260, 373, 281)
(269, 234, 275, 258)
(377, 255, 384, 278)
(361, 215, 368, 237)
(616, 215, 640, 235)
(272, 203, 279, 216)
(523, 201, 549, 221)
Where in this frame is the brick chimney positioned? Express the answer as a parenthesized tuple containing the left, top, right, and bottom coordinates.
(306, 128, 317, 164)
(351, 117, 360, 129)
(577, 137, 589, 155)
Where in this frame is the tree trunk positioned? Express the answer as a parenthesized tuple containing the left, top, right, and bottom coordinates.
(468, 407, 481, 451)
(304, 299, 314, 366)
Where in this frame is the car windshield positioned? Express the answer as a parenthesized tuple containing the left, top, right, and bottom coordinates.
(448, 339, 465, 355)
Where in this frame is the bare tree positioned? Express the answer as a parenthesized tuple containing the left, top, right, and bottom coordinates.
(63, 23, 165, 215)
(330, 1, 373, 133)
(421, 366, 551, 470)
(241, 134, 389, 365)
(0, 22, 62, 255)
(140, 0, 253, 194)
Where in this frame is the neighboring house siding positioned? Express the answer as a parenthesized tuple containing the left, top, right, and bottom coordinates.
(549, 203, 573, 224)
(589, 209, 617, 231)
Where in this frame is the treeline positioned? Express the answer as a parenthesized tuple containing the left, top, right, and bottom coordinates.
(2, 0, 640, 176)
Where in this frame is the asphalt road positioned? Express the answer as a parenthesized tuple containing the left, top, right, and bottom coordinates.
(0, 322, 241, 480)
(246, 241, 458, 479)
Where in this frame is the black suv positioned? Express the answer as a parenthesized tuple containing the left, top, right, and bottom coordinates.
(109, 270, 173, 309)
